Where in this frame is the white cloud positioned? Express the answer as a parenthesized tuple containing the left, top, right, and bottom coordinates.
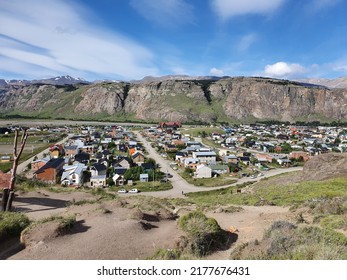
(264, 62, 307, 78)
(0, 0, 158, 80)
(130, 0, 194, 26)
(210, 67, 224, 76)
(237, 33, 257, 52)
(211, 0, 285, 20)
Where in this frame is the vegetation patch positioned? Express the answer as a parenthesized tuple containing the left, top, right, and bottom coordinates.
(230, 221, 347, 260)
(178, 211, 234, 257)
(185, 182, 258, 207)
(0, 212, 30, 242)
(181, 171, 237, 187)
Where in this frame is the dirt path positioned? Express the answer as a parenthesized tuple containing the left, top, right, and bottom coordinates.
(206, 205, 292, 259)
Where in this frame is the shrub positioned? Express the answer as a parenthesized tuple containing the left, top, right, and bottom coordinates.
(178, 211, 227, 257)
(148, 248, 182, 260)
(240, 221, 347, 260)
(0, 212, 30, 242)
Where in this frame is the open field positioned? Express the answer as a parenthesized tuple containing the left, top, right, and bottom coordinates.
(182, 127, 225, 137)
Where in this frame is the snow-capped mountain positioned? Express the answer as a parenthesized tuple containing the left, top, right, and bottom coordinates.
(0, 76, 90, 87)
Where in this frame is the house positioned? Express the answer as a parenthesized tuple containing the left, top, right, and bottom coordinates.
(140, 173, 149, 182)
(74, 152, 90, 164)
(289, 151, 310, 162)
(102, 150, 111, 159)
(34, 158, 65, 183)
(194, 164, 212, 178)
(183, 157, 200, 169)
(175, 151, 188, 161)
(223, 155, 238, 164)
(61, 163, 87, 186)
(238, 156, 251, 165)
(132, 151, 145, 165)
(192, 151, 217, 164)
(0, 171, 11, 189)
(141, 162, 155, 173)
(210, 164, 229, 175)
(90, 163, 107, 176)
(31, 157, 50, 172)
(115, 157, 132, 169)
(90, 175, 107, 188)
(112, 173, 125, 186)
(80, 145, 94, 155)
(159, 121, 181, 130)
(49, 144, 64, 158)
(164, 144, 177, 152)
(114, 166, 128, 175)
(277, 158, 292, 166)
(0, 156, 11, 163)
(255, 153, 273, 163)
(64, 145, 79, 158)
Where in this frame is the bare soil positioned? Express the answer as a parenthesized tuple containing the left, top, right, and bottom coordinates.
(0, 188, 291, 260)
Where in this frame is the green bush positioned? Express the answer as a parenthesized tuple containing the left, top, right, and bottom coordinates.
(178, 211, 227, 257)
(0, 212, 30, 242)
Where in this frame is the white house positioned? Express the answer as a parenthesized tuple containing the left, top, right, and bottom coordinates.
(90, 174, 107, 188)
(183, 157, 200, 168)
(61, 163, 87, 186)
(112, 173, 125, 186)
(194, 164, 212, 178)
(192, 151, 217, 164)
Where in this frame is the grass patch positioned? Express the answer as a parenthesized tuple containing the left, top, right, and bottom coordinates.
(253, 177, 347, 207)
(148, 248, 185, 260)
(110, 181, 173, 192)
(319, 215, 347, 230)
(231, 221, 347, 260)
(0, 212, 30, 242)
(183, 127, 224, 137)
(182, 173, 237, 187)
(186, 182, 258, 207)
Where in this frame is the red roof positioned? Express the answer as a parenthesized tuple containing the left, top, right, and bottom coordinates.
(0, 171, 11, 189)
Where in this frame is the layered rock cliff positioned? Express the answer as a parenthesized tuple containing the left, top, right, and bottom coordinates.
(0, 77, 346, 123)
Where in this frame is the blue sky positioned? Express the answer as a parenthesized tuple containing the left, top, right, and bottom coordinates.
(1, 0, 347, 81)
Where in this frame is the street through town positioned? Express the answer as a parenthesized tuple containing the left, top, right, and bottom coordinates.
(134, 131, 303, 198)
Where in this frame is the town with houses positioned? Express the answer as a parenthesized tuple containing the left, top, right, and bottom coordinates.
(1, 121, 347, 192)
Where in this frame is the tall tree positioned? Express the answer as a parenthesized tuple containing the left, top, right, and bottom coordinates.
(1, 128, 28, 211)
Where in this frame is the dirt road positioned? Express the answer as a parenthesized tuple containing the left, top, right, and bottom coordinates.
(134, 132, 303, 198)
(16, 135, 70, 174)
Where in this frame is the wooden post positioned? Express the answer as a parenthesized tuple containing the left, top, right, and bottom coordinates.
(1, 189, 9, 211)
(5, 190, 15, 211)
(1, 128, 28, 211)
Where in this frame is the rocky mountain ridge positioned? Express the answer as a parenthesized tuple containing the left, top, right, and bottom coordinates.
(0, 76, 346, 123)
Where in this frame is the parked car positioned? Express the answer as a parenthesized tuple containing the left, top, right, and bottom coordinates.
(118, 189, 127, 193)
(129, 188, 139, 193)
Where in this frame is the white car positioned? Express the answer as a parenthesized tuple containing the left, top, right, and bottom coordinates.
(117, 189, 127, 193)
(129, 188, 139, 193)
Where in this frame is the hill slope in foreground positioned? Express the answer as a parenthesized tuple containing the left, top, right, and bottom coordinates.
(1, 153, 347, 260)
(1, 76, 347, 123)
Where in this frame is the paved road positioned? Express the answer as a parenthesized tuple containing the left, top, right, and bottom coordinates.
(134, 131, 303, 198)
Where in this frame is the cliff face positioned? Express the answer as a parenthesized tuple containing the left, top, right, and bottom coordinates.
(0, 77, 346, 122)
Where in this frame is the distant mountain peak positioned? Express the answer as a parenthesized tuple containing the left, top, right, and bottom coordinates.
(297, 76, 347, 89)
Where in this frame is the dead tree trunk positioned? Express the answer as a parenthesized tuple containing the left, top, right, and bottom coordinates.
(1, 128, 28, 212)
